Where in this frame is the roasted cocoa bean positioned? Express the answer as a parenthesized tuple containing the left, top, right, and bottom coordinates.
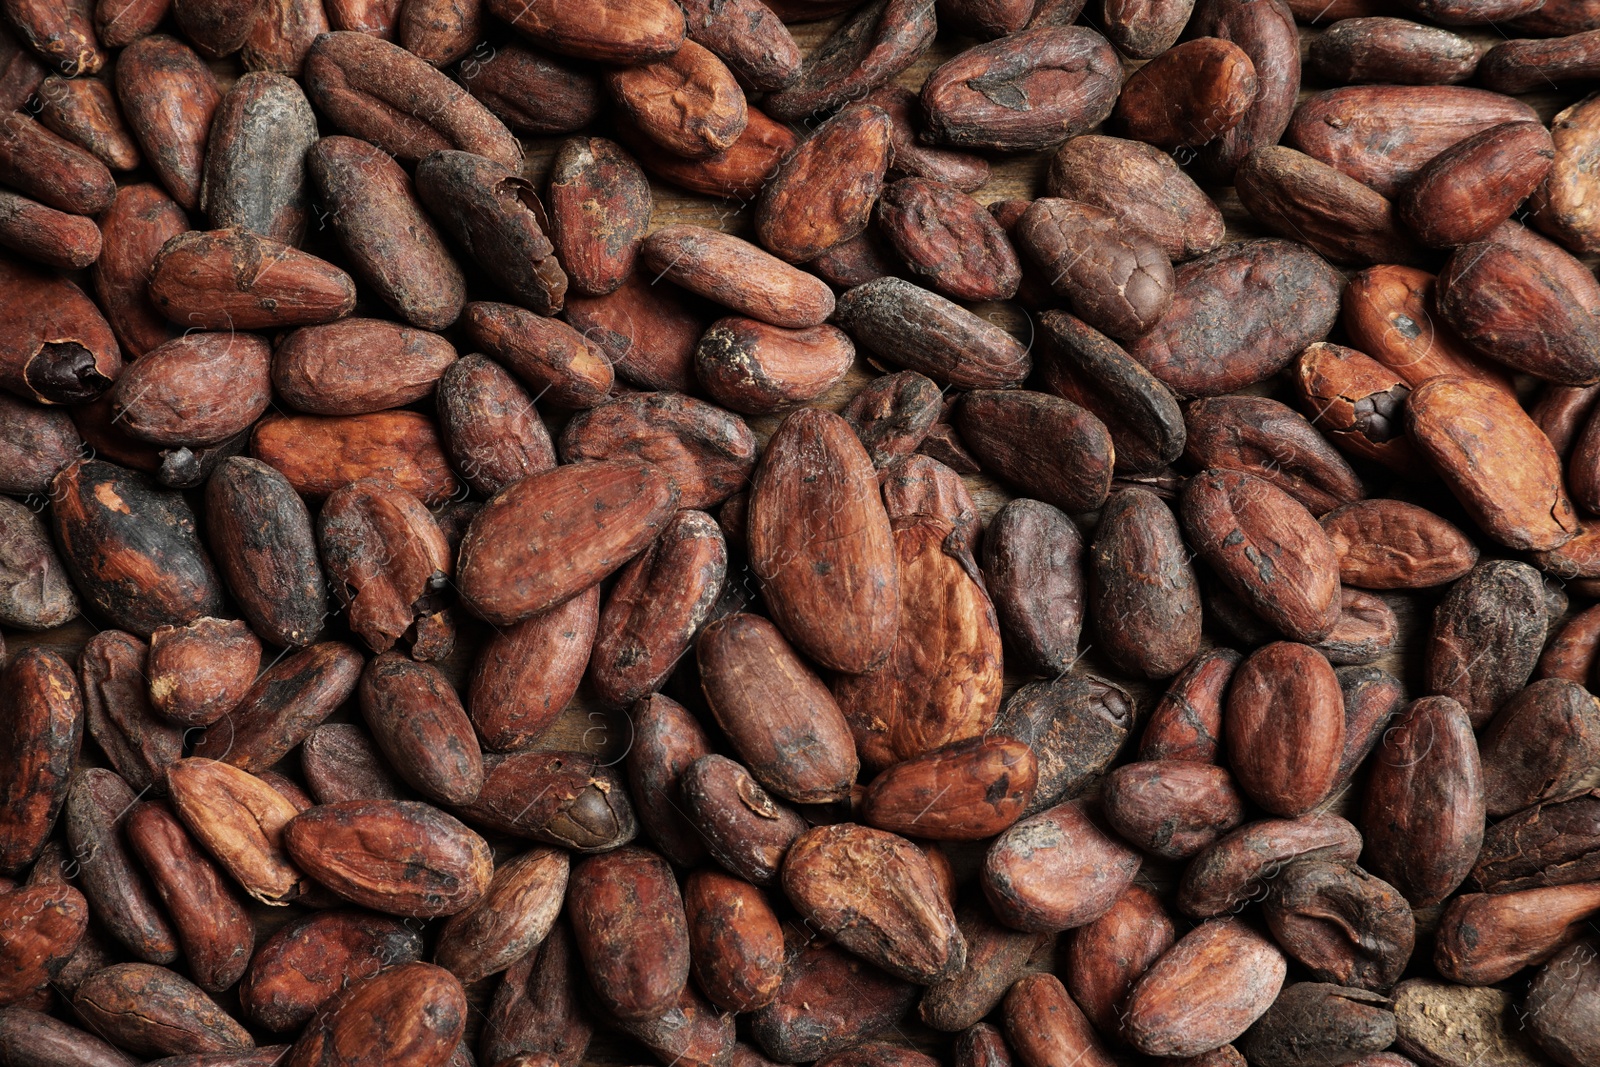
(415, 150, 568, 317)
(190, 642, 363, 772)
(545, 136, 649, 298)
(1286, 85, 1537, 197)
(1306, 17, 1479, 85)
(835, 277, 1032, 389)
(755, 104, 891, 264)
(303, 31, 520, 167)
(1181, 468, 1342, 643)
(766, 0, 934, 121)
(1265, 860, 1415, 991)
(1239, 983, 1397, 1067)
(283, 799, 492, 918)
(993, 675, 1131, 816)
(457, 459, 678, 626)
(1035, 311, 1187, 474)
(982, 801, 1141, 933)
(1045, 134, 1224, 260)
(921, 26, 1122, 151)
(1089, 487, 1201, 679)
(1129, 239, 1342, 398)
(783, 823, 965, 984)
(1361, 696, 1485, 906)
(458, 750, 637, 853)
(73, 965, 250, 1058)
(239, 910, 423, 1032)
(567, 846, 690, 1022)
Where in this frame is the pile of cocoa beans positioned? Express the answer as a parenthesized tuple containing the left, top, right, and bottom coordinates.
(2, 0, 1600, 1065)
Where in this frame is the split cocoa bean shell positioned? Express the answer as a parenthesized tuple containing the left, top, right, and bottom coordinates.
(80, 630, 183, 795)
(1266, 860, 1415, 991)
(457, 750, 637, 853)
(0, 257, 121, 406)
(319, 478, 453, 657)
(414, 149, 568, 317)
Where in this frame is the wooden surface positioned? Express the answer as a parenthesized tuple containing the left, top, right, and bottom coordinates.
(4, 9, 1587, 1062)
